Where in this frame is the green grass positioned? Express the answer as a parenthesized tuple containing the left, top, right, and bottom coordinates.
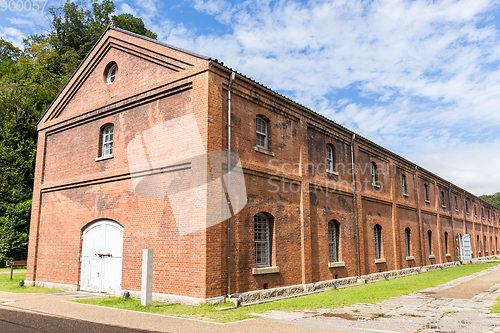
(0, 266, 26, 273)
(0, 273, 63, 293)
(73, 263, 498, 323)
(493, 297, 500, 316)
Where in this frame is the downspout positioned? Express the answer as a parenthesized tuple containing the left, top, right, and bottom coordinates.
(413, 166, 423, 267)
(227, 72, 235, 297)
(449, 184, 457, 260)
(350, 134, 360, 278)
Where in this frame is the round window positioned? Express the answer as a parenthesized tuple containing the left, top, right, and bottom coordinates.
(106, 63, 118, 84)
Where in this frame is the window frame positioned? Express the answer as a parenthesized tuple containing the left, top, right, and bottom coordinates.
(402, 174, 407, 196)
(427, 230, 433, 255)
(255, 116, 268, 150)
(106, 63, 117, 84)
(424, 183, 429, 202)
(254, 213, 271, 267)
(326, 144, 335, 173)
(101, 124, 114, 157)
(371, 162, 378, 185)
(374, 224, 382, 259)
(328, 220, 340, 263)
(405, 227, 411, 257)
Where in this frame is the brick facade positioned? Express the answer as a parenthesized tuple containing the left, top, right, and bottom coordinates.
(27, 26, 500, 301)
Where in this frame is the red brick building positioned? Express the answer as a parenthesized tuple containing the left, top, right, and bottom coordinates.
(26, 26, 500, 303)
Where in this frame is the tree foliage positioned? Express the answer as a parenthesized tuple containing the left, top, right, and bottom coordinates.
(479, 193, 500, 209)
(0, 0, 156, 265)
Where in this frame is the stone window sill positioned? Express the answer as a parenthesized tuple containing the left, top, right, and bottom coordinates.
(328, 261, 345, 268)
(254, 146, 275, 156)
(327, 170, 339, 176)
(95, 154, 113, 162)
(375, 258, 386, 264)
(425, 200, 430, 204)
(406, 256, 414, 261)
(403, 193, 409, 197)
(445, 253, 451, 258)
(252, 266, 279, 275)
(441, 205, 446, 209)
(429, 255, 435, 259)
(372, 183, 380, 189)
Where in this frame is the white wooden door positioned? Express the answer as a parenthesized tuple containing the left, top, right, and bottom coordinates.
(81, 220, 123, 294)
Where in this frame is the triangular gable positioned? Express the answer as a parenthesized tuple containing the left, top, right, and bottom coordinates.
(38, 27, 209, 130)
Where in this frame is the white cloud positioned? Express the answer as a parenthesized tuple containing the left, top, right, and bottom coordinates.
(0, 26, 25, 48)
(156, 0, 500, 194)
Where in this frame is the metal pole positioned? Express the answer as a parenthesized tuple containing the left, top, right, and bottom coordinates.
(227, 72, 235, 297)
(413, 166, 424, 267)
(350, 134, 360, 278)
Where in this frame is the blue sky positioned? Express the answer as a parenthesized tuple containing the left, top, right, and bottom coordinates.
(1, 0, 500, 196)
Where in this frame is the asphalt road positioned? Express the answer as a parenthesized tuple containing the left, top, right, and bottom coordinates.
(0, 307, 163, 333)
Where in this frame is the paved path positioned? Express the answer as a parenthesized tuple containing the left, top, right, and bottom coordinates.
(1, 265, 499, 332)
(0, 271, 26, 274)
(257, 264, 500, 332)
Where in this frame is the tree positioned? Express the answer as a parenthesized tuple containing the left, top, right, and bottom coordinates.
(0, 82, 40, 263)
(112, 14, 157, 39)
(480, 192, 500, 208)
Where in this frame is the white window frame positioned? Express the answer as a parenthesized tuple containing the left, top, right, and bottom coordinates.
(328, 221, 339, 262)
(107, 63, 117, 84)
(256, 116, 268, 150)
(371, 162, 377, 185)
(102, 125, 114, 157)
(326, 145, 334, 172)
(254, 214, 270, 267)
(402, 174, 407, 195)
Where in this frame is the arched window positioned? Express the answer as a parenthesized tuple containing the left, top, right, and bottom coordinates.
(424, 184, 429, 202)
(326, 144, 335, 172)
(328, 220, 340, 262)
(256, 116, 268, 150)
(465, 200, 469, 214)
(254, 213, 271, 266)
(474, 205, 477, 218)
(371, 162, 378, 185)
(402, 175, 407, 195)
(106, 62, 117, 84)
(484, 235, 487, 253)
(101, 124, 114, 157)
(427, 230, 432, 255)
(481, 207, 485, 220)
(405, 227, 411, 257)
(444, 232, 448, 254)
(454, 196, 458, 211)
(441, 191, 446, 208)
(488, 209, 491, 221)
(374, 224, 382, 259)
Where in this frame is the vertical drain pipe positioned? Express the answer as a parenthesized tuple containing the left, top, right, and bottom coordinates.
(350, 134, 360, 278)
(413, 166, 424, 267)
(227, 72, 235, 297)
(449, 184, 457, 260)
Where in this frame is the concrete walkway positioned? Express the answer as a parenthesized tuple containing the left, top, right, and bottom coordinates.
(0, 291, 343, 333)
(1, 265, 500, 332)
(257, 264, 500, 332)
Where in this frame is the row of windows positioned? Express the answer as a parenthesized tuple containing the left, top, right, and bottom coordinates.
(253, 213, 472, 267)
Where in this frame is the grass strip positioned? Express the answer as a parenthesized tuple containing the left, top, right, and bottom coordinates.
(492, 297, 500, 316)
(0, 273, 63, 293)
(73, 262, 498, 323)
